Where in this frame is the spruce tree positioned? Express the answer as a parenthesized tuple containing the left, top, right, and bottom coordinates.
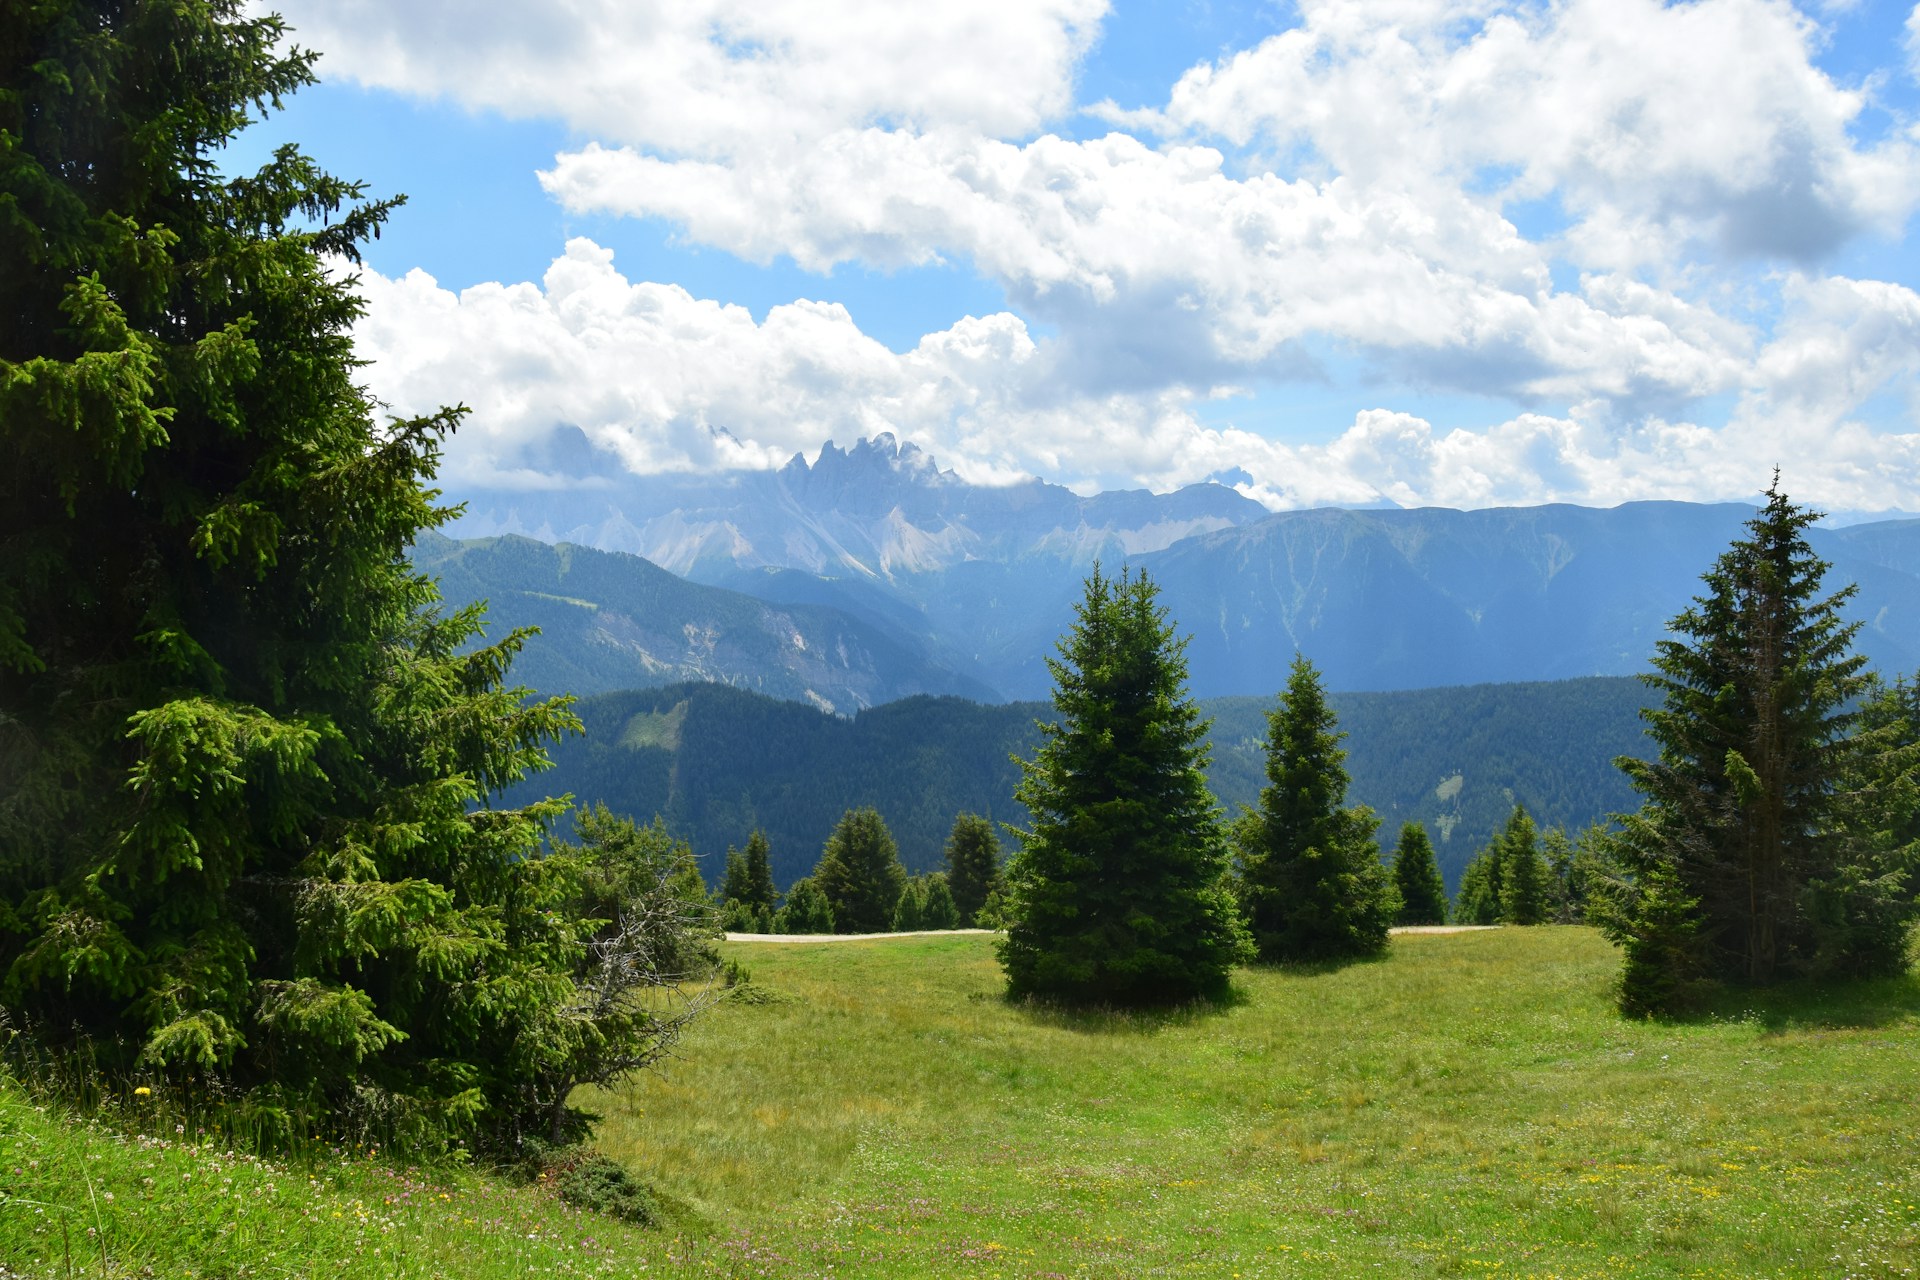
(771, 877, 835, 934)
(944, 813, 1002, 926)
(999, 565, 1247, 1005)
(1453, 845, 1503, 925)
(0, 0, 592, 1151)
(1496, 806, 1551, 925)
(814, 807, 907, 934)
(892, 877, 929, 931)
(719, 847, 752, 907)
(1390, 822, 1449, 925)
(1235, 655, 1396, 962)
(920, 874, 961, 930)
(741, 830, 778, 916)
(1600, 480, 1918, 1009)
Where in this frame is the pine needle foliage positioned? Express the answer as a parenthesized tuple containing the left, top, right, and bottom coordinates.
(1496, 806, 1552, 926)
(771, 877, 834, 935)
(813, 807, 907, 934)
(998, 565, 1249, 1006)
(1598, 480, 1919, 1013)
(1389, 822, 1448, 925)
(1234, 656, 1396, 962)
(943, 813, 1002, 927)
(0, 0, 600, 1154)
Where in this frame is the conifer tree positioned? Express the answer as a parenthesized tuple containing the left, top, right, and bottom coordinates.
(944, 813, 1002, 926)
(1453, 845, 1504, 925)
(720, 848, 751, 908)
(715, 830, 776, 932)
(1390, 822, 1449, 925)
(920, 874, 961, 930)
(1496, 806, 1552, 925)
(770, 877, 835, 934)
(1235, 656, 1396, 962)
(892, 877, 929, 931)
(741, 830, 778, 916)
(1600, 481, 1918, 1010)
(814, 807, 908, 934)
(0, 0, 595, 1151)
(999, 565, 1249, 1005)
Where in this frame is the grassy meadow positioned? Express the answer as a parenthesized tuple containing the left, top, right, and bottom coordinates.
(5, 927, 1917, 1278)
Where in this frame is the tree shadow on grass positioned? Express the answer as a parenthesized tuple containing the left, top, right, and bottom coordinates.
(1688, 970, 1920, 1034)
(1246, 949, 1396, 981)
(1005, 983, 1251, 1037)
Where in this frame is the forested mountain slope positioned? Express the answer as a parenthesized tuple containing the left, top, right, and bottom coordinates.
(514, 678, 1655, 892)
(443, 440, 1920, 699)
(414, 531, 994, 713)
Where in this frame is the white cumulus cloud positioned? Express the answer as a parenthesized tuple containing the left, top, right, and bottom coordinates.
(350, 241, 1920, 513)
(269, 0, 1105, 153)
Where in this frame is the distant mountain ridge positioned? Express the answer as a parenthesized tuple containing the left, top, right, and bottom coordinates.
(414, 532, 994, 714)
(450, 429, 1267, 582)
(443, 437, 1920, 700)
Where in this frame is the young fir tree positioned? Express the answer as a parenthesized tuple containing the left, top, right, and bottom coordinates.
(814, 807, 908, 934)
(1389, 822, 1449, 925)
(740, 830, 779, 917)
(1235, 655, 1396, 962)
(944, 813, 1002, 927)
(719, 848, 752, 909)
(920, 874, 962, 930)
(1598, 481, 1918, 1011)
(716, 830, 777, 932)
(0, 0, 592, 1152)
(1496, 806, 1552, 925)
(1453, 843, 1504, 925)
(998, 565, 1249, 1005)
(771, 877, 834, 934)
(893, 877, 928, 931)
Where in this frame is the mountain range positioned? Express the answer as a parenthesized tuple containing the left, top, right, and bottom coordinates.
(442, 433, 1920, 700)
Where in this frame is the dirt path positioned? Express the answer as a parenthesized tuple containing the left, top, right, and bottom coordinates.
(723, 925, 1497, 943)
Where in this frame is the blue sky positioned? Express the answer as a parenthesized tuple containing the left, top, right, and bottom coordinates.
(247, 0, 1920, 512)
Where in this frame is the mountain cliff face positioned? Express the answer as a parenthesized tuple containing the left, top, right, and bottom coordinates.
(446, 431, 1268, 581)
(442, 436, 1920, 699)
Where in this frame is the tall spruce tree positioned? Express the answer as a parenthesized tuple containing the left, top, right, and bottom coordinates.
(999, 565, 1249, 1005)
(1235, 655, 1396, 961)
(814, 807, 907, 934)
(944, 813, 1002, 927)
(0, 0, 588, 1151)
(1496, 806, 1552, 925)
(1598, 480, 1918, 1012)
(1453, 832, 1506, 925)
(741, 830, 778, 916)
(1390, 822, 1449, 926)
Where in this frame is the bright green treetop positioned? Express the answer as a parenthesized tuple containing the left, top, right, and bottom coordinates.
(998, 565, 1249, 1005)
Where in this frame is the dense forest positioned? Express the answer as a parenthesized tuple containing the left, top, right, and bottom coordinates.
(515, 676, 1655, 890)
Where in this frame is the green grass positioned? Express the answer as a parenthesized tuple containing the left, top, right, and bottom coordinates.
(5, 928, 1918, 1277)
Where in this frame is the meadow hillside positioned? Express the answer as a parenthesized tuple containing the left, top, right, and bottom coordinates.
(6, 928, 1916, 1278)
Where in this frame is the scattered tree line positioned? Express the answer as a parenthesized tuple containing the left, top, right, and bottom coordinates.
(711, 809, 1003, 935)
